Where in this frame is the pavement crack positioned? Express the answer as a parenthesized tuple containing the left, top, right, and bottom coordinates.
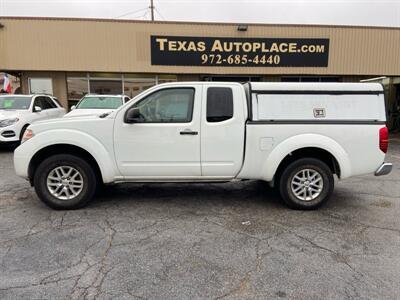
(0, 275, 78, 291)
(293, 233, 356, 272)
(86, 218, 116, 299)
(322, 212, 400, 235)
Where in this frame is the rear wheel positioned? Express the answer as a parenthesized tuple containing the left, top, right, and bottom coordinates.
(33, 154, 97, 210)
(279, 158, 334, 210)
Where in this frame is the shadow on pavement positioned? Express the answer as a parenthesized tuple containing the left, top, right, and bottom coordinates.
(0, 143, 18, 153)
(91, 180, 284, 209)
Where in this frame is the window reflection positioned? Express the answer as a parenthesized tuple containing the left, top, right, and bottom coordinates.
(133, 88, 194, 123)
(67, 78, 88, 100)
(66, 74, 177, 108)
(29, 78, 53, 95)
(89, 80, 122, 95)
(124, 78, 156, 98)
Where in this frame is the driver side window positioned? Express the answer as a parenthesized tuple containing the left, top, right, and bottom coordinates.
(132, 88, 195, 123)
(33, 97, 45, 111)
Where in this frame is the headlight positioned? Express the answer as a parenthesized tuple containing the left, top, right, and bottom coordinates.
(0, 118, 19, 128)
(21, 129, 34, 144)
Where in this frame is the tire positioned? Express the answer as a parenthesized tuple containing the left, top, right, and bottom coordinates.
(279, 158, 334, 210)
(33, 154, 97, 210)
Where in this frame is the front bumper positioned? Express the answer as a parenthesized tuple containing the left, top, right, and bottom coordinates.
(375, 163, 393, 176)
(0, 125, 19, 143)
(14, 148, 30, 180)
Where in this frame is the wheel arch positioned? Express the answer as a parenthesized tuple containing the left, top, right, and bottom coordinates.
(274, 147, 341, 184)
(28, 144, 103, 186)
(262, 133, 351, 182)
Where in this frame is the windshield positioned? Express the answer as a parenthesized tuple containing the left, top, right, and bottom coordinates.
(76, 96, 123, 109)
(0, 96, 32, 110)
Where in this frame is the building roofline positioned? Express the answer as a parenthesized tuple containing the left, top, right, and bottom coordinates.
(0, 15, 399, 30)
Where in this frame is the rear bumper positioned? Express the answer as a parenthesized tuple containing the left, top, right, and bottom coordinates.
(375, 162, 393, 176)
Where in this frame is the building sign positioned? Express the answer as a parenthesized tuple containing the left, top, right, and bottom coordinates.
(151, 35, 329, 67)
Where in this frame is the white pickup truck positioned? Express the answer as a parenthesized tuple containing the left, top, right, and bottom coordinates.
(14, 82, 392, 210)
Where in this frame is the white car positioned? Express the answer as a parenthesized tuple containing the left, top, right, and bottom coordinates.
(0, 94, 65, 144)
(64, 95, 130, 118)
(14, 82, 392, 210)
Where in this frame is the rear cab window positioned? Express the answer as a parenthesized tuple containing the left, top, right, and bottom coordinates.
(206, 87, 233, 122)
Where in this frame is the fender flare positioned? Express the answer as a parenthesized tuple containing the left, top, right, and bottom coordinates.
(262, 133, 351, 181)
(29, 129, 118, 183)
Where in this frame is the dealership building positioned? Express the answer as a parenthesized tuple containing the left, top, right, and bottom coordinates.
(0, 17, 399, 114)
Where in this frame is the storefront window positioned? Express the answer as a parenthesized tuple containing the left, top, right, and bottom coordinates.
(89, 73, 122, 79)
(124, 77, 156, 98)
(29, 78, 53, 95)
(67, 77, 88, 108)
(158, 74, 177, 84)
(66, 73, 177, 107)
(89, 79, 123, 95)
(281, 76, 340, 82)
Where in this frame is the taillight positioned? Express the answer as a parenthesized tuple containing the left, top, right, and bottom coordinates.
(379, 126, 389, 153)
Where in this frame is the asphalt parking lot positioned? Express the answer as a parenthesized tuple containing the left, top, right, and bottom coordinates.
(0, 138, 399, 300)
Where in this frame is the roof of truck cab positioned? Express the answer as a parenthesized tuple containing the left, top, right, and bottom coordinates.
(249, 82, 383, 92)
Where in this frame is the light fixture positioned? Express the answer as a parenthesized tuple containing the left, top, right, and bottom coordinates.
(237, 24, 248, 32)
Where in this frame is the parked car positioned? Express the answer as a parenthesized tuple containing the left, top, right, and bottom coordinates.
(14, 82, 392, 210)
(0, 94, 65, 144)
(64, 95, 130, 118)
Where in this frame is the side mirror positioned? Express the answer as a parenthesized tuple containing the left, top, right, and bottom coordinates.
(34, 106, 42, 113)
(70, 105, 76, 110)
(125, 107, 141, 123)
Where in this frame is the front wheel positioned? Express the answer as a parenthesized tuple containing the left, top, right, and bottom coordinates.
(279, 158, 334, 210)
(33, 154, 97, 210)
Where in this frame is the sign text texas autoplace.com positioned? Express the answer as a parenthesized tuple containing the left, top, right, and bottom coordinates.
(151, 36, 329, 67)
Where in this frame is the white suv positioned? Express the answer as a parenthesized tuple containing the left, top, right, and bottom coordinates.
(0, 94, 65, 144)
(64, 95, 130, 118)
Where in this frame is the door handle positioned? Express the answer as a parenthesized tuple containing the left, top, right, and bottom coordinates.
(180, 129, 198, 135)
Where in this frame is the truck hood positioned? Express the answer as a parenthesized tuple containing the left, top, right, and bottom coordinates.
(33, 114, 98, 125)
(0, 110, 29, 120)
(28, 114, 114, 135)
(64, 109, 114, 118)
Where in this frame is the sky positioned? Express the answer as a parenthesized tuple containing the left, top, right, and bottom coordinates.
(0, 0, 399, 27)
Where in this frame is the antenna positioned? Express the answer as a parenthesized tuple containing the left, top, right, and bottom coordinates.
(150, 0, 155, 21)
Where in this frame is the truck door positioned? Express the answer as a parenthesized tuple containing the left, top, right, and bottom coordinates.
(201, 85, 246, 177)
(113, 86, 202, 178)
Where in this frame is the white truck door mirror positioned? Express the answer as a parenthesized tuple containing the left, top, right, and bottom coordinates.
(34, 106, 42, 113)
(125, 107, 141, 123)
